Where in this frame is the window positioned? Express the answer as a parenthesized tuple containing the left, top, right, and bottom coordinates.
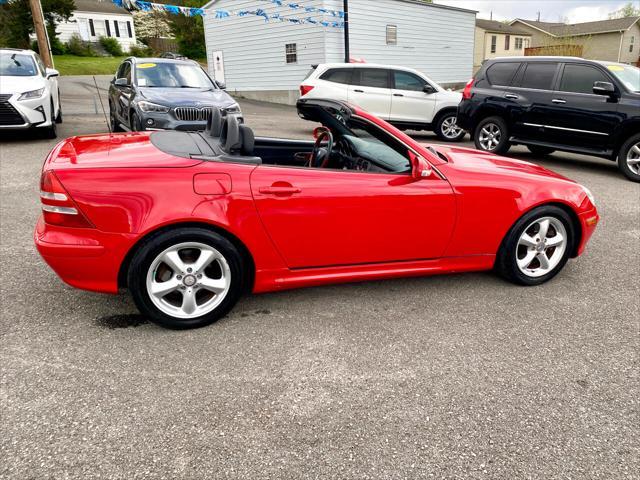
(393, 70, 426, 91)
(504, 35, 510, 51)
(515, 37, 523, 49)
(386, 25, 398, 45)
(114, 20, 120, 37)
(126, 21, 133, 38)
(117, 62, 131, 83)
(559, 64, 610, 94)
(35, 54, 46, 76)
(486, 62, 520, 86)
(630, 36, 635, 53)
(285, 43, 297, 64)
(105, 20, 111, 37)
(320, 68, 353, 84)
(518, 62, 558, 90)
(354, 69, 391, 89)
(89, 19, 95, 37)
(490, 35, 497, 53)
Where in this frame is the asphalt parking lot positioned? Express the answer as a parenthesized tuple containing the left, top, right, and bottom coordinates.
(1, 76, 639, 479)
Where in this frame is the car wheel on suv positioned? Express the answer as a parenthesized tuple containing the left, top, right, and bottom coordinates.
(474, 116, 510, 154)
(435, 112, 465, 142)
(618, 134, 640, 183)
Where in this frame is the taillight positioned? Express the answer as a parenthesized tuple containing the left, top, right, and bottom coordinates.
(40, 170, 93, 228)
(300, 84, 315, 96)
(462, 78, 474, 100)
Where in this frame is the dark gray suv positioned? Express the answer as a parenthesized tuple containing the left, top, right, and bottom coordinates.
(108, 57, 242, 132)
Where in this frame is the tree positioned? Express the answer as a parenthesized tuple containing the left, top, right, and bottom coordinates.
(165, 0, 207, 59)
(608, 2, 640, 19)
(0, 0, 75, 49)
(134, 10, 172, 40)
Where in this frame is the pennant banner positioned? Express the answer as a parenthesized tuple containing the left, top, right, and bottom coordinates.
(112, 0, 344, 27)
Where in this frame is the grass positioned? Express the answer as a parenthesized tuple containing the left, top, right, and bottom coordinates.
(53, 55, 128, 76)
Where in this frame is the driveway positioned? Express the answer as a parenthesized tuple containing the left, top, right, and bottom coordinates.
(1, 76, 638, 480)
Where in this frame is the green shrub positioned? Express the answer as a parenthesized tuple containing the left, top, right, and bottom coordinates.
(66, 34, 96, 56)
(129, 43, 152, 57)
(99, 36, 123, 56)
(50, 36, 67, 55)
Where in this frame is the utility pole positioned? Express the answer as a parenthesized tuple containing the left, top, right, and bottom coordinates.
(28, 0, 54, 68)
(343, 0, 350, 63)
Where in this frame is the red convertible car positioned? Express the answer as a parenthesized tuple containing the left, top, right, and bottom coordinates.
(35, 99, 599, 329)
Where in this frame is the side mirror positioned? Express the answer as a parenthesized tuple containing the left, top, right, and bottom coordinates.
(423, 84, 436, 94)
(46, 68, 59, 78)
(593, 81, 615, 96)
(215, 81, 226, 90)
(114, 77, 130, 87)
(410, 151, 432, 179)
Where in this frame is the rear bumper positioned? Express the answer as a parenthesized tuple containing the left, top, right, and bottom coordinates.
(34, 216, 133, 294)
(455, 101, 475, 131)
(576, 207, 599, 257)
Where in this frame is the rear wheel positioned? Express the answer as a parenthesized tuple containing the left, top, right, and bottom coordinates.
(128, 228, 245, 329)
(474, 116, 510, 154)
(435, 112, 465, 142)
(527, 145, 555, 156)
(618, 133, 640, 182)
(495, 206, 574, 286)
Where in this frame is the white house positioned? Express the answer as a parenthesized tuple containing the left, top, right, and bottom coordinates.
(202, 0, 476, 104)
(56, 0, 137, 51)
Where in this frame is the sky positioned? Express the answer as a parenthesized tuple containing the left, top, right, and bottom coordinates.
(434, 0, 633, 23)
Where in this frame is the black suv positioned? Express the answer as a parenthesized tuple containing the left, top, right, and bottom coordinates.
(457, 57, 640, 182)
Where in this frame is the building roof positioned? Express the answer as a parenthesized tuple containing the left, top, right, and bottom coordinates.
(513, 16, 640, 37)
(75, 0, 131, 15)
(476, 19, 531, 35)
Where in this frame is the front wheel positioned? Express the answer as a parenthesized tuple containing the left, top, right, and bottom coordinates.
(128, 228, 245, 329)
(618, 133, 640, 182)
(474, 116, 510, 154)
(435, 112, 465, 142)
(130, 111, 144, 132)
(495, 206, 575, 286)
(42, 99, 57, 139)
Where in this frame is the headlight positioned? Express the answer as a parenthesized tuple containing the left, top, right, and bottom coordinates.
(18, 88, 45, 101)
(223, 103, 241, 114)
(137, 101, 169, 113)
(581, 185, 596, 207)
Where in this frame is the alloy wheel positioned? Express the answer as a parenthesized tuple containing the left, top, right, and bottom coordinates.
(478, 123, 501, 151)
(516, 217, 567, 278)
(441, 115, 463, 139)
(145, 242, 231, 319)
(626, 141, 640, 175)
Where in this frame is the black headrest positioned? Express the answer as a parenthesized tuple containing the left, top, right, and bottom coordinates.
(239, 124, 255, 156)
(220, 115, 242, 153)
(205, 108, 223, 138)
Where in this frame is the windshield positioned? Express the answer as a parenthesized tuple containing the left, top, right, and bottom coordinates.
(0, 53, 38, 77)
(135, 62, 215, 89)
(604, 63, 640, 92)
(345, 118, 412, 173)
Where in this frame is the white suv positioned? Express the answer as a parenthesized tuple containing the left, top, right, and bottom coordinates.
(0, 48, 61, 138)
(300, 63, 465, 141)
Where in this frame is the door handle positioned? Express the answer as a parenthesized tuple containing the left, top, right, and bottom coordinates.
(259, 185, 301, 195)
(552, 98, 567, 104)
(353, 89, 364, 93)
(504, 94, 519, 99)
(393, 93, 404, 97)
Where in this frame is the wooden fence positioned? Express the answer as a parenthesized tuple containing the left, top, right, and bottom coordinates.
(525, 45, 583, 57)
(145, 37, 179, 54)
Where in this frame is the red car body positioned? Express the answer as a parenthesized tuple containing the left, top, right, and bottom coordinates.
(35, 103, 599, 297)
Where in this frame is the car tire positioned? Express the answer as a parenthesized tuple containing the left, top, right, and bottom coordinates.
(435, 112, 465, 142)
(42, 99, 57, 139)
(131, 111, 144, 132)
(495, 205, 575, 286)
(618, 133, 640, 183)
(55, 91, 62, 124)
(474, 116, 510, 154)
(128, 227, 246, 330)
(109, 103, 123, 132)
(527, 145, 555, 156)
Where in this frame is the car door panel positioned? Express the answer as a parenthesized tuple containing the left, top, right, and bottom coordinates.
(250, 166, 456, 269)
(390, 70, 437, 123)
(347, 69, 392, 120)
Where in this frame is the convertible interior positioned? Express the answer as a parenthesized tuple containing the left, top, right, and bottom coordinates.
(149, 102, 414, 174)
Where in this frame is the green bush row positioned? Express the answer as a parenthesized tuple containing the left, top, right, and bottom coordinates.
(31, 35, 153, 57)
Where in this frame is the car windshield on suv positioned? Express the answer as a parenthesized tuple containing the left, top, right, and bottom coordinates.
(602, 63, 640, 92)
(135, 62, 215, 89)
(0, 52, 37, 77)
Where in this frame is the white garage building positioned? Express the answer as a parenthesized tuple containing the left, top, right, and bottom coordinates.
(202, 0, 476, 104)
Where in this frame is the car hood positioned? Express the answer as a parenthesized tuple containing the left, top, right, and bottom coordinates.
(432, 145, 574, 182)
(0, 75, 45, 95)
(137, 87, 237, 108)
